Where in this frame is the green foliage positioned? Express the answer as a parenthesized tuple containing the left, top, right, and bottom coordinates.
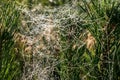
(0, 1, 22, 80)
(56, 0, 120, 80)
(0, 0, 119, 80)
(79, 0, 120, 79)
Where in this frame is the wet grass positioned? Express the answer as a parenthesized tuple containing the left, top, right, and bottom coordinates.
(0, 0, 23, 79)
(0, 0, 120, 80)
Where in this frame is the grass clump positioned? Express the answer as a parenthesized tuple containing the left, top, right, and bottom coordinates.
(0, 1, 23, 80)
(0, 0, 119, 80)
(55, 0, 120, 80)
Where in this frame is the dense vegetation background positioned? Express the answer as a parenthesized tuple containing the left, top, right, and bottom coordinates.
(0, 0, 120, 80)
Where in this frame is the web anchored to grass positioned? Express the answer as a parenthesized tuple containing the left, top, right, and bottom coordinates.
(18, 0, 120, 80)
(18, 1, 84, 80)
